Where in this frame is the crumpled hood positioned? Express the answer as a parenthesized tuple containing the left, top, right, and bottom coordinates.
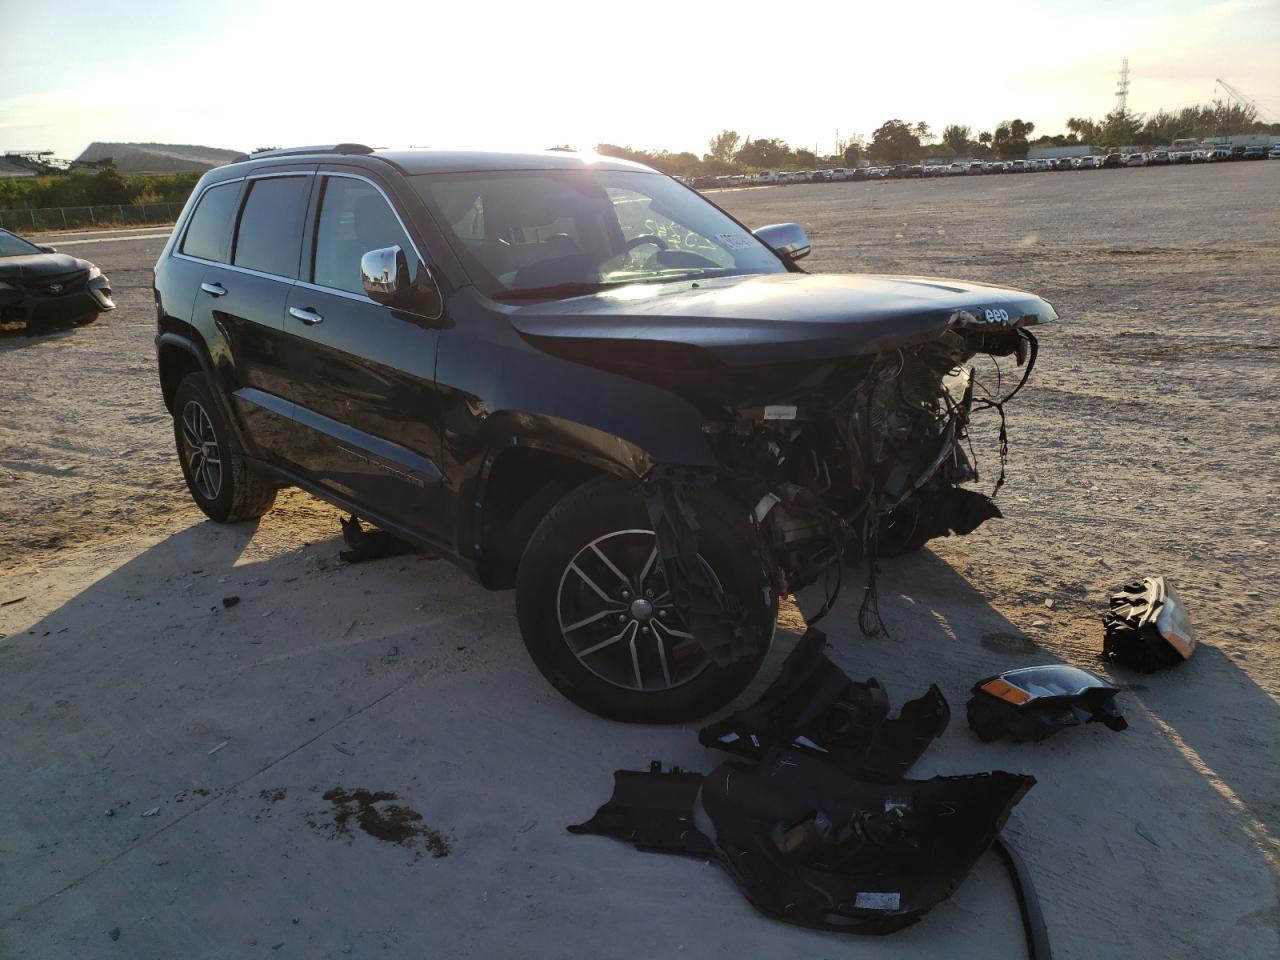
(0, 252, 92, 281)
(511, 272, 1056, 367)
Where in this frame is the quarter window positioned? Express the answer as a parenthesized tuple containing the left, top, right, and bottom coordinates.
(312, 177, 416, 295)
(232, 176, 309, 278)
(180, 182, 240, 263)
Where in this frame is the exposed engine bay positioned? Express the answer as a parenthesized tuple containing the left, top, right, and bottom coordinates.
(644, 324, 1038, 664)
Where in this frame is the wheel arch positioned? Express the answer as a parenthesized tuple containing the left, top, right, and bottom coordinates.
(155, 327, 253, 454)
(472, 442, 618, 590)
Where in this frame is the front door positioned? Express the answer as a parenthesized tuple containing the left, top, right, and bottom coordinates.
(282, 172, 447, 543)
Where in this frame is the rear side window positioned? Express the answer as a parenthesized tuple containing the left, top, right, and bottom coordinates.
(311, 176, 416, 295)
(180, 182, 240, 262)
(232, 176, 309, 278)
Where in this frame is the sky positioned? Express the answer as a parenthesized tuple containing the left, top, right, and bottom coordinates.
(1, 0, 1277, 160)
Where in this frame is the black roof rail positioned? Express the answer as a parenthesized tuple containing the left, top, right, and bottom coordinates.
(240, 143, 376, 161)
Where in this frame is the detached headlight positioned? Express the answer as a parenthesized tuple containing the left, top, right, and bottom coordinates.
(87, 265, 102, 280)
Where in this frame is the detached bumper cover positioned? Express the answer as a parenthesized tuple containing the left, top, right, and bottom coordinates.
(570, 753, 1034, 934)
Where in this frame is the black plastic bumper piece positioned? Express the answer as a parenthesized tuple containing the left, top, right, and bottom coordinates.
(570, 752, 1034, 935)
(698, 628, 950, 780)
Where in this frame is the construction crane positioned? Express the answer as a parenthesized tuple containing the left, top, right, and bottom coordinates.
(1214, 79, 1277, 124)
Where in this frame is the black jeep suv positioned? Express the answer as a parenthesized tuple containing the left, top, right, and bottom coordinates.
(154, 145, 1053, 723)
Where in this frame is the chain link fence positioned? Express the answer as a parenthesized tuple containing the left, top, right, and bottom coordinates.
(0, 202, 183, 232)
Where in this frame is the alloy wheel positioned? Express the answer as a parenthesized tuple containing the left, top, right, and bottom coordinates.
(555, 529, 716, 692)
(180, 400, 223, 501)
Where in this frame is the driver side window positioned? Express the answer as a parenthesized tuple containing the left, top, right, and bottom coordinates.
(605, 188, 734, 268)
(312, 176, 416, 296)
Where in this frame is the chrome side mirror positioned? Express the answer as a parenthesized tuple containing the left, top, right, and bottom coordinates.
(754, 222, 811, 261)
(38, 244, 57, 253)
(361, 245, 409, 305)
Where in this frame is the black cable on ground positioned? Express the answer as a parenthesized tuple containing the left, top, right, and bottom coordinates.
(993, 835, 1052, 960)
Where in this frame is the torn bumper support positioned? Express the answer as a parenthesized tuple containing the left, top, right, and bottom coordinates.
(570, 753, 1035, 934)
(698, 627, 949, 780)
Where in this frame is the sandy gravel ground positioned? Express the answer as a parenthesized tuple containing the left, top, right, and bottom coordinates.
(1, 163, 1277, 959)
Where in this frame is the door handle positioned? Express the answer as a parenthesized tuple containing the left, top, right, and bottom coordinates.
(288, 306, 324, 326)
(200, 281, 226, 297)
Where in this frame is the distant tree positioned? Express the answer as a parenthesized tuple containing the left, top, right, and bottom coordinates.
(842, 139, 864, 167)
(595, 144, 705, 177)
(253, 146, 279, 154)
(978, 131, 992, 145)
(734, 138, 794, 169)
(699, 155, 736, 175)
(1066, 117, 1102, 143)
(707, 130, 742, 164)
(1100, 109, 1144, 145)
(596, 143, 650, 164)
(992, 119, 1035, 159)
(87, 168, 133, 205)
(913, 122, 934, 144)
(867, 120, 921, 165)
(942, 124, 971, 153)
(792, 148, 819, 168)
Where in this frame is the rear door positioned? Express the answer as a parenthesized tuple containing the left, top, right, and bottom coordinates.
(282, 170, 448, 542)
(181, 168, 314, 460)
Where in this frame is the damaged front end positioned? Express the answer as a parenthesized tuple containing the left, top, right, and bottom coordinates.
(514, 273, 1052, 667)
(647, 321, 1038, 662)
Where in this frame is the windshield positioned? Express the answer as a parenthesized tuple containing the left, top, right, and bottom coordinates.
(413, 168, 786, 299)
(0, 231, 41, 258)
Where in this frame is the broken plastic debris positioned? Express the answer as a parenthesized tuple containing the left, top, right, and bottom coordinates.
(966, 665, 1127, 742)
(698, 628, 949, 780)
(208, 740, 229, 755)
(1102, 576, 1196, 672)
(141, 806, 161, 817)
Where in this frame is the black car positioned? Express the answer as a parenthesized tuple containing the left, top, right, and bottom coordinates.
(0, 228, 115, 332)
(153, 145, 1053, 723)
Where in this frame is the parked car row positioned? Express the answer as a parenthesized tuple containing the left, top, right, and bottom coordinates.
(687, 145, 1278, 189)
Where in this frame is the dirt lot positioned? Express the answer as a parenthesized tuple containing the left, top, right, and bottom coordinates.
(1, 163, 1277, 959)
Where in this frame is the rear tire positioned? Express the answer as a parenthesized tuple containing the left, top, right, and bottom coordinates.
(172, 373, 277, 523)
(516, 477, 775, 724)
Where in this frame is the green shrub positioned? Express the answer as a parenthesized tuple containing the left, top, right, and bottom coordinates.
(0, 170, 203, 211)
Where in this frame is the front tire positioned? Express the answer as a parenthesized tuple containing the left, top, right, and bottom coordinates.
(172, 373, 277, 523)
(516, 477, 775, 724)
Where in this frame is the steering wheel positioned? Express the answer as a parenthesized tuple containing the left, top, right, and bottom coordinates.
(624, 234, 669, 253)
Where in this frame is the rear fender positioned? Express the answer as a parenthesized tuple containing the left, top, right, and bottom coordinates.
(155, 328, 257, 456)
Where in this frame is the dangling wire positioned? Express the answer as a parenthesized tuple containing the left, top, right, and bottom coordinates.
(971, 330, 1039, 497)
